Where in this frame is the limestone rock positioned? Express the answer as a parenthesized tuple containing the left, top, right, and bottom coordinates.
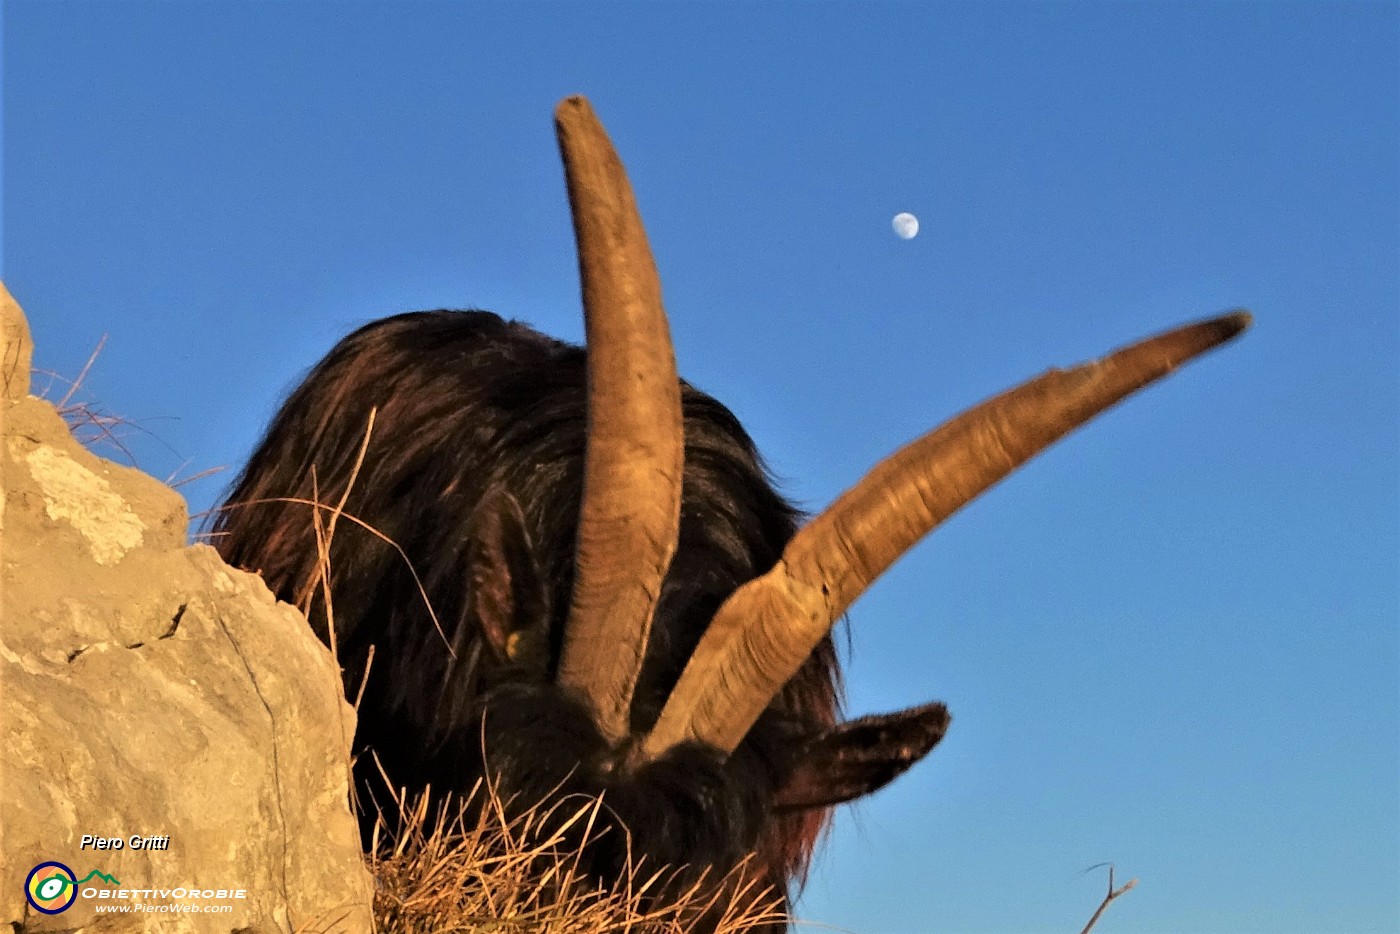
(2, 283, 33, 401)
(1, 284, 373, 932)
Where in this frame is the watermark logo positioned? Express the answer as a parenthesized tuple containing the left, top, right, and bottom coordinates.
(24, 863, 121, 915)
(26, 862, 77, 914)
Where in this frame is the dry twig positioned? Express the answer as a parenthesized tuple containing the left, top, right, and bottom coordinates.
(1079, 864, 1138, 934)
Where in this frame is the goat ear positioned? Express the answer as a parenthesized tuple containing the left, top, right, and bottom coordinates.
(773, 702, 951, 811)
(465, 490, 551, 680)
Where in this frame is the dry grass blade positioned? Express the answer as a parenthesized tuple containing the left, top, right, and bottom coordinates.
(165, 460, 227, 489)
(207, 493, 448, 651)
(296, 407, 377, 619)
(56, 333, 107, 409)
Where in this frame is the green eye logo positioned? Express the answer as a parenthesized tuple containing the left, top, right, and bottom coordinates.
(25, 862, 77, 914)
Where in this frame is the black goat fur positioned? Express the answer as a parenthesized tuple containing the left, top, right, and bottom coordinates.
(212, 310, 845, 916)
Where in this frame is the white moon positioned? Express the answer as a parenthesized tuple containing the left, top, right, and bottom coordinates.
(892, 212, 919, 240)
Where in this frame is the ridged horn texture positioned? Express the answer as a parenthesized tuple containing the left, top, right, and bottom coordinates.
(554, 96, 685, 744)
(642, 310, 1252, 759)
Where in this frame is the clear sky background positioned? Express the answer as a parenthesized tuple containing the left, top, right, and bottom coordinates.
(5, 3, 1397, 932)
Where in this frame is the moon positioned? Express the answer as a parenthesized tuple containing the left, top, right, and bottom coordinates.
(892, 212, 919, 240)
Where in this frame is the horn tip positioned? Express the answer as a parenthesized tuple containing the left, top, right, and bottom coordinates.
(555, 95, 595, 123)
(1178, 308, 1252, 356)
(1216, 308, 1254, 336)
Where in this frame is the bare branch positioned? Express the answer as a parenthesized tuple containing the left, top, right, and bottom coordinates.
(1079, 864, 1138, 934)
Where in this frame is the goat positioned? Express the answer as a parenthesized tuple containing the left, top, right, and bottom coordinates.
(213, 96, 1249, 925)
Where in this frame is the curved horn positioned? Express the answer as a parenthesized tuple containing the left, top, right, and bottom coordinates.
(643, 310, 1252, 758)
(553, 96, 685, 744)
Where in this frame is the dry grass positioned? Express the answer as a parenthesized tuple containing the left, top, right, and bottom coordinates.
(39, 335, 225, 489)
(365, 776, 788, 933)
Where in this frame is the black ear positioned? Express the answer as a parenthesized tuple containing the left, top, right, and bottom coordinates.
(428, 491, 552, 748)
(463, 489, 551, 681)
(773, 702, 951, 812)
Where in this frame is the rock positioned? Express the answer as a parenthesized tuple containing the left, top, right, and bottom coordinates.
(2, 283, 33, 401)
(1, 283, 373, 932)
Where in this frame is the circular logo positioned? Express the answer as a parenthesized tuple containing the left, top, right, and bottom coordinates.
(25, 861, 78, 914)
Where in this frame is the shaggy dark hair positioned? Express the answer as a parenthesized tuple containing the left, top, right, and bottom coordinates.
(213, 309, 839, 906)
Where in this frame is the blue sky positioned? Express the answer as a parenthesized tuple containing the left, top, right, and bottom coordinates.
(5, 3, 1396, 932)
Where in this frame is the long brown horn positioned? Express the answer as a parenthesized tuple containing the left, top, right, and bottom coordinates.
(642, 310, 1251, 759)
(553, 96, 684, 743)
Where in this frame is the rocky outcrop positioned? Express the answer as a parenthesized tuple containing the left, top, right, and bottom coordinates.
(1, 283, 373, 932)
